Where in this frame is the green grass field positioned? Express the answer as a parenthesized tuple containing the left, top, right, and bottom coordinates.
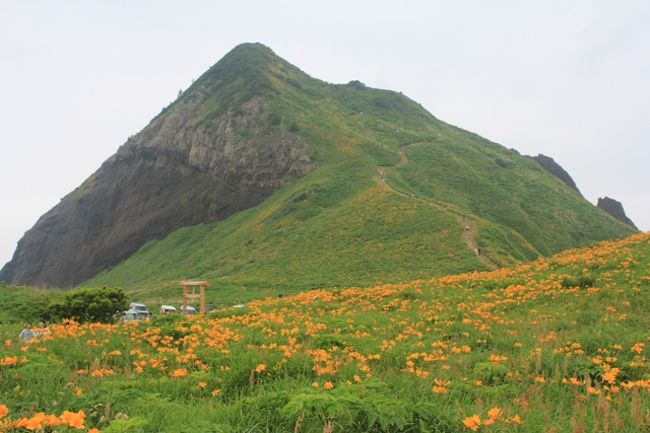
(1, 232, 648, 432)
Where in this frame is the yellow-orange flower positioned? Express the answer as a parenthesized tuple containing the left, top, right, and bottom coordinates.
(255, 363, 267, 373)
(631, 343, 644, 354)
(0, 403, 8, 419)
(170, 368, 188, 378)
(60, 410, 85, 429)
(0, 356, 18, 367)
(46, 414, 62, 427)
(26, 415, 45, 430)
(587, 386, 601, 395)
(463, 415, 481, 431)
(489, 354, 508, 364)
(323, 381, 334, 390)
(602, 368, 619, 384)
(487, 406, 501, 420)
(90, 368, 115, 378)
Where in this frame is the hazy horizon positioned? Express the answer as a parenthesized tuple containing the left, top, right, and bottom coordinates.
(1, 0, 648, 268)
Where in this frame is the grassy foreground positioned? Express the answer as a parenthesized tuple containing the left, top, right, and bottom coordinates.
(1, 232, 648, 432)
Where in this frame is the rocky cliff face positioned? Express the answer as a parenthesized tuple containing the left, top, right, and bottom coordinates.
(597, 197, 638, 230)
(528, 154, 581, 195)
(1, 82, 313, 287)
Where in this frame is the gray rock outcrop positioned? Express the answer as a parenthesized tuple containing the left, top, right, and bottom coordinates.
(528, 154, 581, 195)
(597, 197, 638, 230)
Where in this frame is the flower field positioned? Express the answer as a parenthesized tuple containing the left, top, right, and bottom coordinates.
(1, 233, 648, 432)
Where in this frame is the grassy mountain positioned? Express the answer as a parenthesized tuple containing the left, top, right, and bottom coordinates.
(86, 43, 632, 297)
(1, 232, 648, 432)
(2, 43, 634, 292)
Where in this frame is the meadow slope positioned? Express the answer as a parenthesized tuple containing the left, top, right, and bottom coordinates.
(0, 232, 648, 432)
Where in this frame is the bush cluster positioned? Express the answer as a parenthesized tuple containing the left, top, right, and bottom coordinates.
(47, 287, 128, 323)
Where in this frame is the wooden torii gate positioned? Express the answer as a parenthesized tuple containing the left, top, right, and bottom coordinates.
(179, 280, 210, 314)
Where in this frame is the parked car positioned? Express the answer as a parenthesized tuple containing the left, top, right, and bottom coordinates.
(122, 309, 150, 322)
(160, 305, 178, 314)
(129, 302, 151, 317)
(180, 305, 197, 315)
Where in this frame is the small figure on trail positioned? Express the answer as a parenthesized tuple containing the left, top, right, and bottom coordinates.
(19, 322, 36, 342)
(475, 247, 482, 256)
(465, 225, 470, 232)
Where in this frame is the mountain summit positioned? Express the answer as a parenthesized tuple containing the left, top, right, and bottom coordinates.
(1, 43, 634, 289)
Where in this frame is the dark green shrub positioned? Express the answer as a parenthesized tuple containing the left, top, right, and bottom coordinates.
(560, 275, 595, 289)
(49, 287, 128, 323)
(473, 362, 509, 385)
(15, 296, 57, 323)
(312, 334, 347, 349)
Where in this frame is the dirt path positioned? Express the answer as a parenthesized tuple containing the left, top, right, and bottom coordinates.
(376, 142, 499, 271)
(459, 219, 499, 270)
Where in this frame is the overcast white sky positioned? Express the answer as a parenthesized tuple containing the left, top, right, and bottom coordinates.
(1, 0, 648, 266)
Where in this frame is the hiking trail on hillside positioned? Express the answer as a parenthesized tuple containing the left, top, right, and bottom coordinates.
(376, 142, 499, 271)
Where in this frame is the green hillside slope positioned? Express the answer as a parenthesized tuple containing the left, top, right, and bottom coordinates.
(85, 44, 633, 298)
